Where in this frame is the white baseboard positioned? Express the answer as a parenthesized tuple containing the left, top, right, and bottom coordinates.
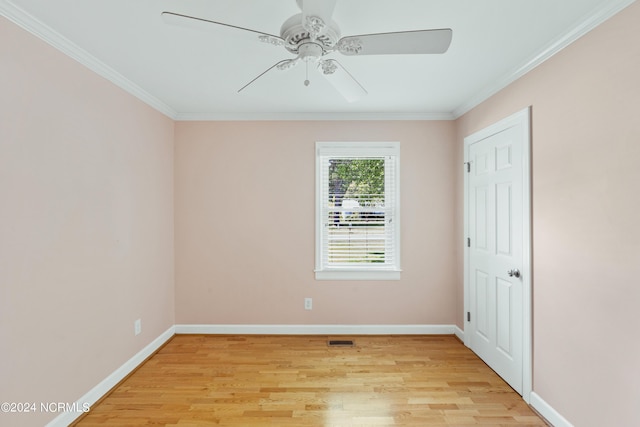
(530, 391, 574, 427)
(45, 325, 175, 427)
(174, 324, 458, 335)
(454, 325, 464, 342)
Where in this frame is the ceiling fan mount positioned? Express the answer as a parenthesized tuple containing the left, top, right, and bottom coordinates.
(161, 0, 452, 102)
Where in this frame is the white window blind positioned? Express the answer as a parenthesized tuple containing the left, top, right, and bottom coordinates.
(315, 142, 400, 280)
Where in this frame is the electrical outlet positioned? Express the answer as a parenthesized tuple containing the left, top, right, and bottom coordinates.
(304, 298, 313, 310)
(134, 319, 142, 336)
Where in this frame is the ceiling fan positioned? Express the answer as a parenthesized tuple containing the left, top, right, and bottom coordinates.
(162, 0, 452, 102)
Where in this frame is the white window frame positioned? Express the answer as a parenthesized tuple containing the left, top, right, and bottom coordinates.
(315, 141, 401, 281)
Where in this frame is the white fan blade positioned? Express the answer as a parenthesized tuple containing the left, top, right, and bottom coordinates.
(318, 60, 367, 103)
(162, 12, 284, 45)
(337, 29, 452, 55)
(298, 0, 337, 23)
(238, 60, 296, 93)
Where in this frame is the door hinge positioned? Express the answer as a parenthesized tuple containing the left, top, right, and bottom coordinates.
(465, 162, 471, 173)
(467, 237, 471, 247)
(467, 311, 471, 322)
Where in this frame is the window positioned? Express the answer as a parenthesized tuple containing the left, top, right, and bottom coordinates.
(315, 142, 401, 280)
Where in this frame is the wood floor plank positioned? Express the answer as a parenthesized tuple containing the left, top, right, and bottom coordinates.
(73, 335, 548, 426)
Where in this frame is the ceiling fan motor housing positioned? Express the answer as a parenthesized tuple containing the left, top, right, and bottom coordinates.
(280, 13, 340, 55)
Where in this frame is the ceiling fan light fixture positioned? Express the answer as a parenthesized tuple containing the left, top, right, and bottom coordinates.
(298, 42, 324, 62)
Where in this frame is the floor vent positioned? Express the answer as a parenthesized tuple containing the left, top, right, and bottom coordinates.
(328, 340, 355, 347)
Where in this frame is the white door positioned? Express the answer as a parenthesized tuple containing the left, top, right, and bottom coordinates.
(464, 108, 531, 397)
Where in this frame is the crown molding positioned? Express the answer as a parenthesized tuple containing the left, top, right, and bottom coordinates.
(174, 111, 456, 121)
(0, 0, 178, 119)
(452, 0, 637, 119)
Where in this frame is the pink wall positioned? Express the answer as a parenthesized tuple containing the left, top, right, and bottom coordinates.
(456, 3, 640, 426)
(0, 17, 175, 426)
(174, 121, 457, 325)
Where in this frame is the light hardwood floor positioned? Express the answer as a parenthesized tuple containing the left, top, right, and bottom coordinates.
(73, 335, 548, 426)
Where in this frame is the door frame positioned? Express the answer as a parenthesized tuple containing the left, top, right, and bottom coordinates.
(463, 106, 532, 402)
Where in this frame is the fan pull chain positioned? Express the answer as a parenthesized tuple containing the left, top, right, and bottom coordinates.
(304, 60, 310, 87)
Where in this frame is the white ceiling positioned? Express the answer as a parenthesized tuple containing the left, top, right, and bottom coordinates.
(1, 0, 634, 120)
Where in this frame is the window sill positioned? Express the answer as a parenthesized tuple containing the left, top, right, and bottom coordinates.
(315, 269, 401, 281)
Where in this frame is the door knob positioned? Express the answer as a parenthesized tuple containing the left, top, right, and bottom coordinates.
(507, 269, 521, 278)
